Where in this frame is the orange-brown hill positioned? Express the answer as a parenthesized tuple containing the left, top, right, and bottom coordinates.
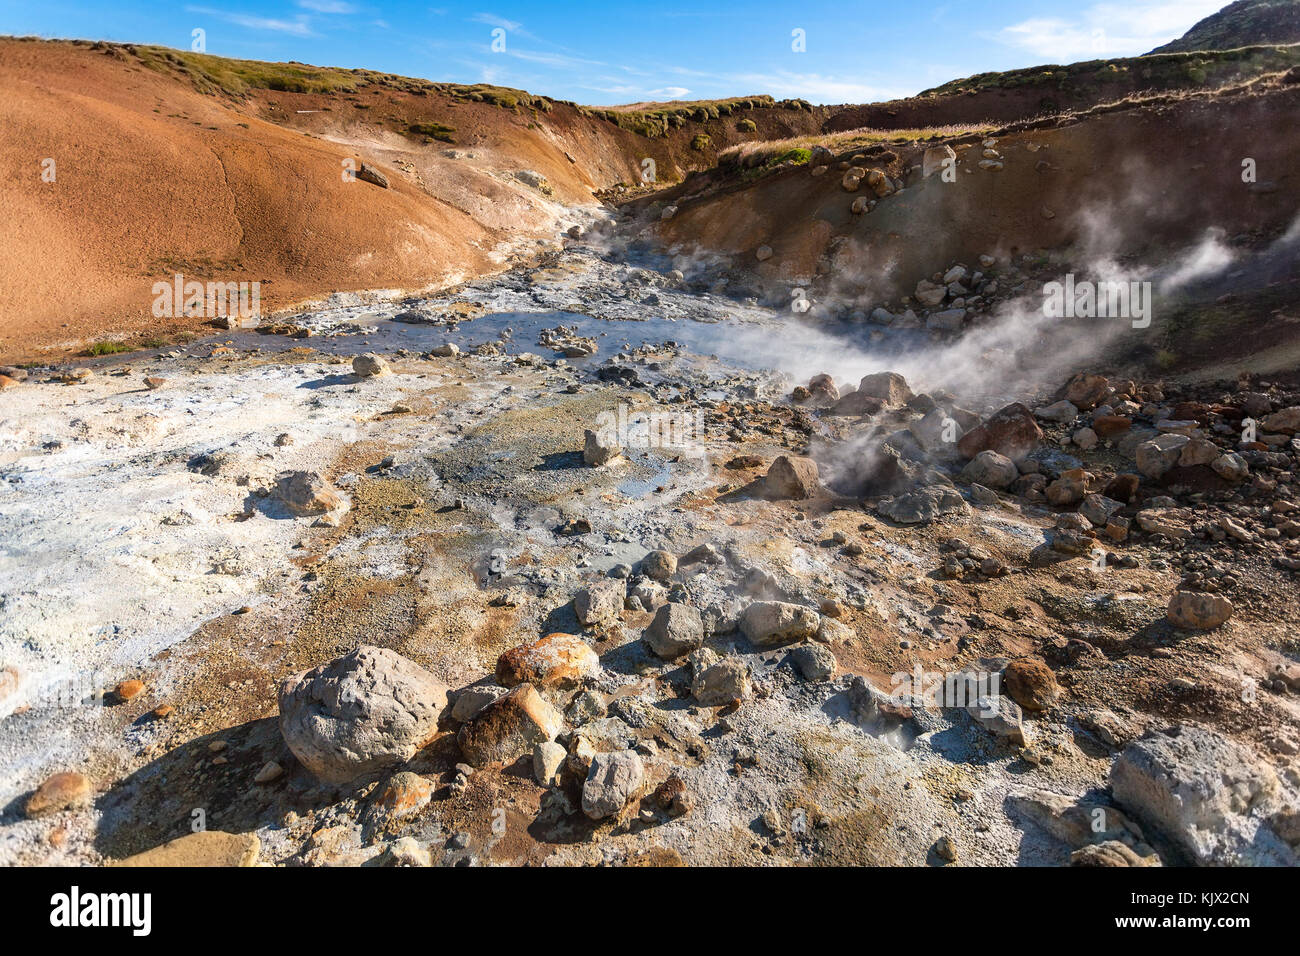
(0, 38, 828, 362)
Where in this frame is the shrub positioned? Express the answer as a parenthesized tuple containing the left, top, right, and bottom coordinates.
(691, 133, 711, 151)
(736, 118, 757, 132)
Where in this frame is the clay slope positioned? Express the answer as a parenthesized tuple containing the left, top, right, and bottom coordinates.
(0, 39, 829, 362)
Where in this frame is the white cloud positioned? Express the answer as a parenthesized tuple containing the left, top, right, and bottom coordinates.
(717, 71, 907, 104)
(296, 0, 355, 13)
(186, 6, 317, 36)
(992, 0, 1225, 61)
(648, 86, 691, 99)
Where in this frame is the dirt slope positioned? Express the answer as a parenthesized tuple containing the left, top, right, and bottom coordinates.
(0, 39, 828, 363)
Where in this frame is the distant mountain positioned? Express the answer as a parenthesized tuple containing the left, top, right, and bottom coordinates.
(1149, 0, 1300, 54)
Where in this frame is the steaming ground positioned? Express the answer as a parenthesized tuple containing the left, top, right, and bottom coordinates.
(1, 236, 1298, 866)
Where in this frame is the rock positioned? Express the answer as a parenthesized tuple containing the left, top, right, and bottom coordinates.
(922, 145, 956, 178)
(915, 279, 947, 307)
(352, 352, 390, 377)
(495, 632, 599, 689)
(1093, 415, 1132, 439)
(759, 455, 819, 499)
(857, 371, 913, 406)
(368, 771, 433, 825)
(1179, 437, 1220, 467)
(957, 403, 1042, 460)
(582, 750, 644, 820)
(933, 835, 958, 862)
(789, 643, 837, 681)
(643, 602, 704, 659)
(690, 649, 752, 706)
(278, 646, 448, 784)
(927, 309, 965, 332)
(378, 836, 432, 867)
(960, 450, 1018, 489)
(429, 342, 460, 357)
(450, 684, 507, 722)
(1136, 508, 1192, 539)
(1003, 658, 1059, 711)
(253, 760, 284, 784)
(533, 741, 566, 786)
(755, 244, 773, 262)
(641, 549, 677, 582)
(112, 831, 261, 867)
(966, 695, 1029, 746)
(115, 678, 145, 701)
(1167, 590, 1233, 630)
(457, 683, 563, 768)
(1262, 406, 1300, 433)
(660, 205, 677, 221)
(273, 470, 343, 516)
(1211, 453, 1249, 482)
(574, 580, 624, 626)
(25, 772, 93, 818)
(1071, 841, 1160, 867)
(877, 486, 969, 524)
(740, 601, 820, 646)
(583, 428, 621, 466)
(1136, 434, 1190, 479)
(841, 169, 863, 191)
(354, 163, 389, 188)
(143, 376, 166, 390)
(1080, 494, 1124, 528)
(1065, 373, 1110, 410)
(1111, 725, 1291, 865)
(1035, 400, 1079, 423)
(1103, 473, 1141, 503)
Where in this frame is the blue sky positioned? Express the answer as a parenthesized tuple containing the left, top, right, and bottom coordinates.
(0, 0, 1228, 104)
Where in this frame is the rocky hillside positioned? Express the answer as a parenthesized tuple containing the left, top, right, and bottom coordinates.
(1150, 0, 1300, 53)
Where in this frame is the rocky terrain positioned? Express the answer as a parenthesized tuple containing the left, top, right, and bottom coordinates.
(2, 4, 1300, 869)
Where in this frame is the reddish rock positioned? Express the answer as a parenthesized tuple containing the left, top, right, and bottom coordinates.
(1103, 473, 1141, 503)
(495, 632, 599, 690)
(1092, 415, 1132, 439)
(1065, 373, 1111, 410)
(25, 772, 93, 818)
(1003, 658, 1060, 711)
(957, 403, 1043, 460)
(115, 679, 145, 701)
(457, 684, 563, 768)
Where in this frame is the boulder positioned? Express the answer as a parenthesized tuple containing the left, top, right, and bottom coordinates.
(273, 470, 343, 516)
(1035, 400, 1078, 423)
(495, 632, 599, 689)
(1167, 591, 1233, 630)
(926, 309, 966, 332)
(643, 602, 704, 659)
(25, 771, 93, 818)
(759, 455, 820, 499)
(1064, 373, 1110, 410)
(278, 646, 449, 784)
(112, 831, 261, 867)
(641, 549, 677, 582)
(858, 371, 915, 406)
(960, 450, 1018, 489)
(533, 741, 566, 786)
(457, 683, 563, 768)
(1003, 658, 1059, 711)
(1261, 406, 1300, 434)
(582, 750, 644, 820)
(922, 145, 956, 178)
(583, 428, 621, 466)
(1179, 437, 1220, 467)
(1111, 726, 1291, 865)
(789, 643, 837, 681)
(1080, 494, 1124, 528)
(690, 649, 752, 706)
(354, 163, 389, 189)
(915, 279, 947, 307)
(574, 579, 624, 626)
(740, 601, 820, 646)
(1211, 453, 1249, 482)
(352, 352, 390, 377)
(1136, 434, 1190, 479)
(877, 485, 969, 524)
(957, 403, 1042, 460)
(1045, 468, 1087, 506)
